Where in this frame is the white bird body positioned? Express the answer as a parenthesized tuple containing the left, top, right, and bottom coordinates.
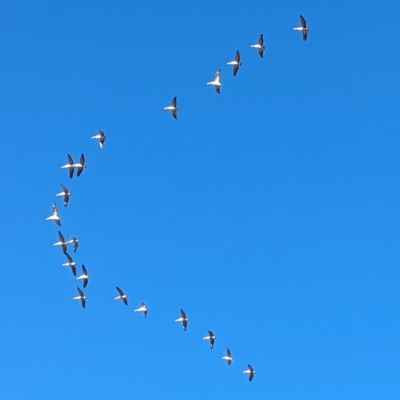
(243, 364, 256, 381)
(91, 129, 106, 148)
(134, 302, 148, 317)
(45, 204, 61, 226)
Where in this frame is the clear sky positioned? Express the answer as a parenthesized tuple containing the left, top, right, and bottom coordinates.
(0, 1, 399, 399)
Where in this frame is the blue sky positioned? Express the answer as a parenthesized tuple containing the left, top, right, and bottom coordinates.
(0, 1, 399, 398)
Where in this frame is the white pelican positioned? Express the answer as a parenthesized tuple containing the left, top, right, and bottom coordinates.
(65, 236, 79, 253)
(114, 286, 128, 305)
(72, 287, 86, 308)
(62, 253, 76, 276)
(61, 154, 78, 179)
(175, 309, 189, 331)
(293, 15, 309, 41)
(134, 301, 148, 318)
(227, 51, 242, 76)
(163, 96, 179, 119)
(243, 364, 256, 382)
(206, 69, 222, 94)
(202, 329, 216, 349)
(91, 129, 107, 149)
(250, 34, 265, 58)
(56, 184, 70, 207)
(221, 347, 233, 365)
(76, 264, 89, 288)
(53, 230, 67, 254)
(45, 203, 61, 226)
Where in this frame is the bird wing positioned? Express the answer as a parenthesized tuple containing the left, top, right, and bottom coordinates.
(248, 364, 253, 371)
(302, 29, 308, 41)
(208, 329, 214, 337)
(67, 154, 73, 165)
(58, 231, 65, 242)
(81, 297, 86, 308)
(235, 50, 240, 62)
(82, 264, 87, 275)
(259, 34, 264, 45)
(172, 96, 177, 107)
(227, 348, 231, 357)
(52, 203, 58, 215)
(77, 287, 84, 297)
(180, 309, 187, 318)
(61, 184, 68, 193)
(233, 64, 239, 76)
(65, 252, 73, 263)
(300, 15, 307, 28)
(116, 286, 124, 296)
(140, 301, 146, 307)
(172, 109, 177, 119)
(215, 85, 220, 94)
(71, 264, 76, 276)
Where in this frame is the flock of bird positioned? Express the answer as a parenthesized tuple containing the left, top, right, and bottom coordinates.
(44, 15, 309, 383)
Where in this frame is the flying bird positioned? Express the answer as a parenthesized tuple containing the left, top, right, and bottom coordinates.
(134, 302, 148, 318)
(175, 309, 189, 331)
(227, 51, 242, 76)
(91, 129, 107, 149)
(65, 236, 79, 253)
(206, 69, 222, 94)
(243, 364, 256, 382)
(202, 329, 216, 349)
(62, 253, 77, 276)
(53, 230, 67, 254)
(61, 154, 78, 179)
(76, 265, 90, 288)
(293, 15, 309, 40)
(72, 287, 86, 308)
(45, 203, 61, 226)
(56, 184, 70, 207)
(250, 34, 265, 58)
(163, 96, 179, 119)
(114, 286, 128, 305)
(221, 348, 233, 365)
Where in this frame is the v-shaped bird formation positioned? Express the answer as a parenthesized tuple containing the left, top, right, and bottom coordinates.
(45, 14, 310, 383)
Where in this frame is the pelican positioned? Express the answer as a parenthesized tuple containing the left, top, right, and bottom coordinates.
(53, 230, 67, 254)
(91, 129, 107, 149)
(76, 264, 89, 288)
(293, 15, 309, 41)
(175, 309, 189, 331)
(56, 184, 70, 207)
(72, 287, 86, 308)
(243, 364, 256, 382)
(65, 236, 79, 253)
(250, 34, 265, 58)
(61, 154, 78, 179)
(114, 286, 128, 305)
(134, 301, 148, 318)
(227, 51, 242, 76)
(45, 203, 61, 226)
(76, 154, 86, 177)
(221, 348, 233, 365)
(163, 96, 179, 119)
(62, 253, 76, 276)
(202, 329, 216, 349)
(206, 69, 222, 94)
